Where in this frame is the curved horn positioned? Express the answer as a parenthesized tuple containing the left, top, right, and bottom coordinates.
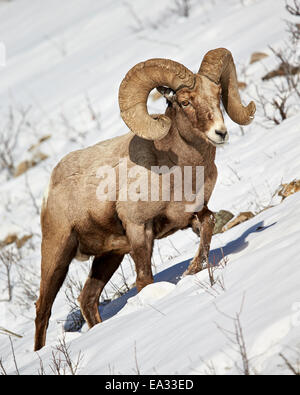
(119, 58, 195, 140)
(198, 48, 256, 125)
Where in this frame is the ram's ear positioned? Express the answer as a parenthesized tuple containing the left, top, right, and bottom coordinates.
(156, 86, 176, 103)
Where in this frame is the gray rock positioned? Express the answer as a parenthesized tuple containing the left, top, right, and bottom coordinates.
(213, 210, 234, 235)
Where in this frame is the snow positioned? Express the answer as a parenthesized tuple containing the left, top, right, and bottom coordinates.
(0, 0, 299, 375)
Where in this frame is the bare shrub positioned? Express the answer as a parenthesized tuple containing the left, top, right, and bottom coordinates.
(254, 45, 300, 127)
(249, 1, 300, 127)
(0, 337, 20, 376)
(215, 296, 252, 375)
(286, 0, 300, 17)
(0, 106, 31, 179)
(0, 327, 22, 338)
(0, 247, 20, 302)
(48, 334, 84, 375)
(105, 259, 136, 301)
(195, 250, 228, 298)
(24, 173, 41, 215)
(64, 259, 135, 332)
(171, 0, 191, 18)
(0, 334, 83, 375)
(279, 351, 300, 375)
(285, 0, 300, 50)
(124, 0, 192, 33)
(0, 358, 7, 375)
(15, 256, 40, 312)
(64, 270, 88, 331)
(0, 235, 41, 315)
(265, 45, 300, 97)
(60, 94, 101, 148)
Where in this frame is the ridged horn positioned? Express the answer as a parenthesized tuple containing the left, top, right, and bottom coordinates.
(119, 58, 195, 140)
(198, 48, 256, 125)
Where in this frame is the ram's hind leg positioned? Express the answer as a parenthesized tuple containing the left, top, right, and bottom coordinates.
(34, 228, 77, 351)
(184, 206, 215, 275)
(78, 253, 124, 328)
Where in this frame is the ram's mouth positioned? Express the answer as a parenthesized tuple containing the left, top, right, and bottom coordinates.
(207, 136, 227, 147)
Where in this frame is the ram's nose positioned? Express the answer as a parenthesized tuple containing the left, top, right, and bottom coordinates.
(215, 130, 228, 140)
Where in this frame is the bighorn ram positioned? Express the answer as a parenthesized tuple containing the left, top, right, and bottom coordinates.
(34, 48, 255, 351)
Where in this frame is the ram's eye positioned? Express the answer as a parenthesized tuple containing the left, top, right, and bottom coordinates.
(181, 100, 190, 107)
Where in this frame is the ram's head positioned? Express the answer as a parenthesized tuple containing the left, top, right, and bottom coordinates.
(119, 48, 256, 147)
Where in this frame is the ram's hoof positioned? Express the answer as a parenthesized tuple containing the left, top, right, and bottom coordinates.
(183, 257, 204, 276)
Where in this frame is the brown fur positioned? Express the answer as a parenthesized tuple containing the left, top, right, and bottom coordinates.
(34, 62, 251, 350)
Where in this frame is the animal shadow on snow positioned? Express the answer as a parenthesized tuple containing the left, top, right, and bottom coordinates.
(64, 220, 275, 332)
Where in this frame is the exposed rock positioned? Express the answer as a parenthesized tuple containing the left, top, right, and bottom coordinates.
(278, 180, 300, 199)
(14, 160, 32, 177)
(238, 81, 247, 90)
(222, 211, 255, 232)
(16, 234, 33, 249)
(34, 151, 48, 162)
(250, 52, 269, 64)
(262, 62, 300, 81)
(0, 233, 18, 247)
(213, 210, 234, 235)
(14, 151, 49, 177)
(28, 134, 51, 152)
(0, 233, 33, 249)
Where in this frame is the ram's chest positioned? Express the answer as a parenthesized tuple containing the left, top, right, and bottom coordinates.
(154, 202, 195, 239)
(116, 162, 216, 227)
(117, 199, 194, 235)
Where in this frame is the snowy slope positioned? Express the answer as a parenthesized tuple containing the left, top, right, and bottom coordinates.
(0, 0, 299, 375)
(2, 192, 300, 375)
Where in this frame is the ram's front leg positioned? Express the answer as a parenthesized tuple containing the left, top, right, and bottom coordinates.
(126, 221, 154, 292)
(184, 206, 215, 276)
